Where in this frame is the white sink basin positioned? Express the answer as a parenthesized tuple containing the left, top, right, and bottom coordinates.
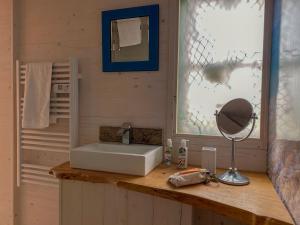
(70, 143, 163, 176)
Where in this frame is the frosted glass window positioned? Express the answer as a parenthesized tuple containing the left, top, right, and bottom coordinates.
(177, 0, 265, 137)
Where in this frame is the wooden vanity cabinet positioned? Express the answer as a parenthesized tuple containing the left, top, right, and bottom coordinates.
(60, 180, 245, 225)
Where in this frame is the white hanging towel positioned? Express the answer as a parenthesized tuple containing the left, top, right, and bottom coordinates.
(117, 18, 142, 47)
(22, 63, 53, 129)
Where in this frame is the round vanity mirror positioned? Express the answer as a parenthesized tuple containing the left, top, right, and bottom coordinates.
(217, 98, 253, 135)
(215, 98, 257, 186)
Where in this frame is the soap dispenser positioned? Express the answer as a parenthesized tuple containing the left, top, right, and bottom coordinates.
(177, 139, 189, 169)
(164, 138, 173, 166)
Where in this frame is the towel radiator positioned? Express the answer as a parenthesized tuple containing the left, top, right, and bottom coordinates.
(16, 58, 80, 187)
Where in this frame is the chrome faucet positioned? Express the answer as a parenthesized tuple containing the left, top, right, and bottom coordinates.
(117, 122, 132, 144)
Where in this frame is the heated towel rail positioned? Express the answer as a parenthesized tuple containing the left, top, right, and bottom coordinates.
(16, 58, 80, 187)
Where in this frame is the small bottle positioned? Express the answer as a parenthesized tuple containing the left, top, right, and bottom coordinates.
(177, 139, 189, 169)
(201, 146, 216, 174)
(164, 138, 173, 166)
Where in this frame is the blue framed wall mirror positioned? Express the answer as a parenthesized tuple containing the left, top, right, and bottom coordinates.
(102, 4, 159, 72)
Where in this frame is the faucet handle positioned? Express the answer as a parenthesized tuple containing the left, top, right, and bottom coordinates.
(121, 122, 132, 129)
(117, 122, 132, 136)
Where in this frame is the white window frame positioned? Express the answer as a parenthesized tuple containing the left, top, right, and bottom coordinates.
(166, 0, 274, 153)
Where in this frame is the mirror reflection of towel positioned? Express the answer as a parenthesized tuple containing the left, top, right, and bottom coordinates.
(117, 18, 142, 47)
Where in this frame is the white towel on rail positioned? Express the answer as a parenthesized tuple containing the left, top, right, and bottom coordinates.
(117, 18, 142, 47)
(22, 63, 53, 129)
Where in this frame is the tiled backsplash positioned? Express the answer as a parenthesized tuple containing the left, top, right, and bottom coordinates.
(99, 126, 163, 145)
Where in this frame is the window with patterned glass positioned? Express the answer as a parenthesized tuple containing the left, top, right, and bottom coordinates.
(177, 0, 265, 137)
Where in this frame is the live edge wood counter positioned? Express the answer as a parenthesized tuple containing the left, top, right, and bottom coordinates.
(50, 162, 294, 225)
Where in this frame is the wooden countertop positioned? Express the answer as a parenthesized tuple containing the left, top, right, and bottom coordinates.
(50, 162, 294, 225)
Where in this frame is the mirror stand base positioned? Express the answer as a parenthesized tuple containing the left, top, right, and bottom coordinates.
(217, 168, 249, 186)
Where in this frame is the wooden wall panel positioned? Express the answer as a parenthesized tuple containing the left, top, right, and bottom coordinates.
(18, 184, 59, 225)
(0, 0, 14, 224)
(103, 184, 127, 225)
(15, 0, 267, 224)
(115, 188, 128, 225)
(16, 1, 170, 225)
(181, 204, 193, 225)
(82, 182, 104, 225)
(60, 180, 82, 225)
(16, 0, 169, 138)
(59, 180, 247, 225)
(153, 197, 181, 225)
(193, 208, 246, 225)
(127, 190, 154, 225)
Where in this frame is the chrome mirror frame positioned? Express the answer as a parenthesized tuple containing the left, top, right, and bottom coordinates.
(215, 99, 257, 186)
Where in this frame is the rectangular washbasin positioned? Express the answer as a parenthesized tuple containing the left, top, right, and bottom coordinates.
(70, 143, 163, 176)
